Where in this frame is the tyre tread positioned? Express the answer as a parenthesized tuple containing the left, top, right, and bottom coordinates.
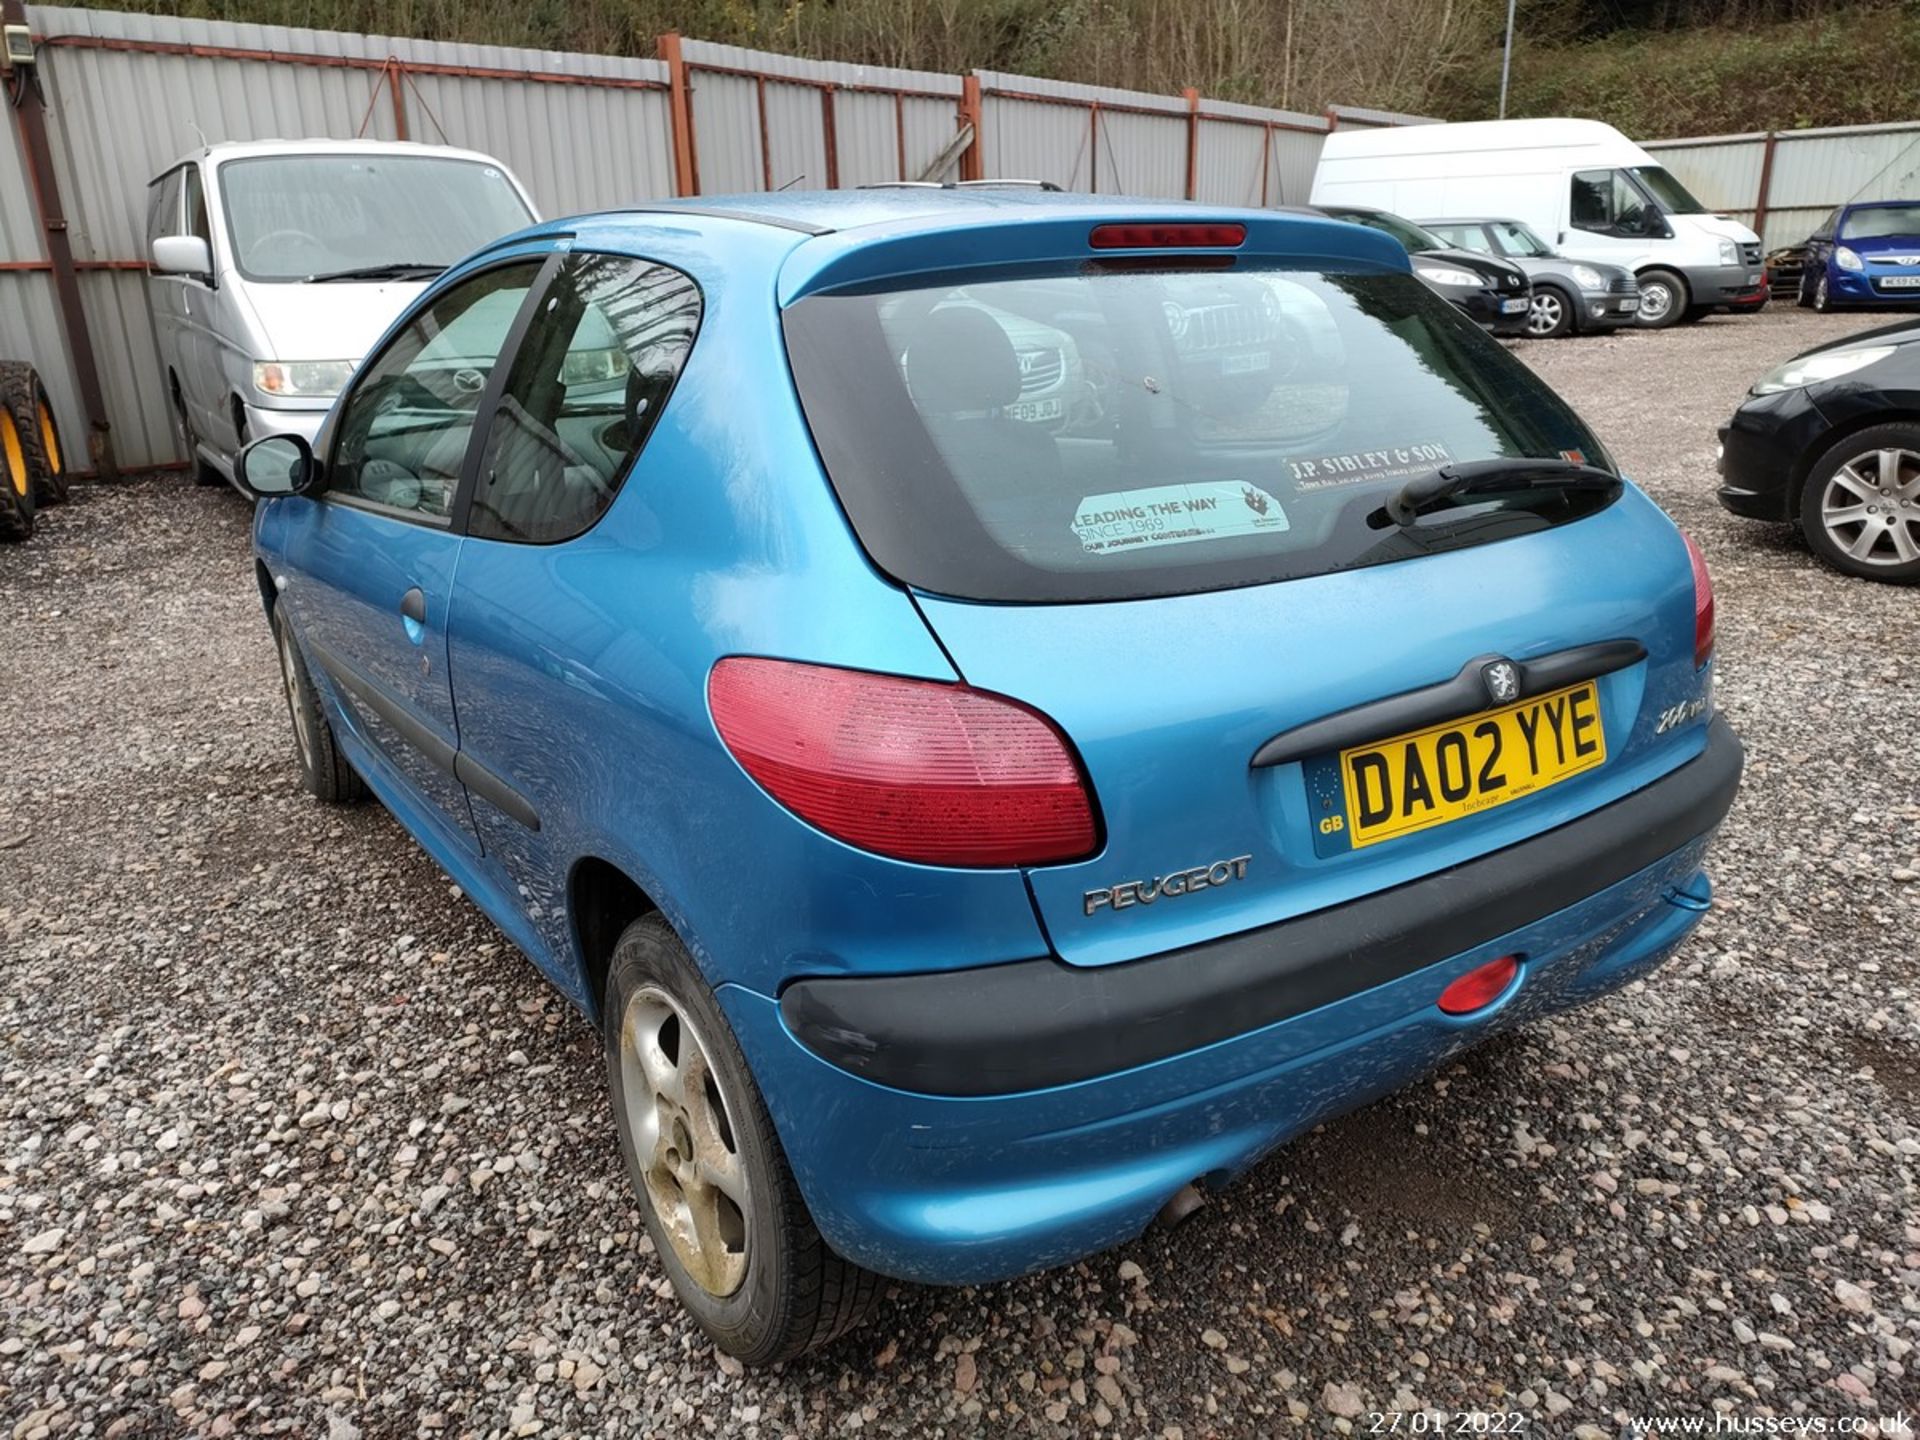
(0, 362, 67, 505)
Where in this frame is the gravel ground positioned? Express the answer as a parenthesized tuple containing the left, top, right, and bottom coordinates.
(3, 303, 1917, 1439)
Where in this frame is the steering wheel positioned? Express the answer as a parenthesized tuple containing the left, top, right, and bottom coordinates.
(247, 229, 333, 271)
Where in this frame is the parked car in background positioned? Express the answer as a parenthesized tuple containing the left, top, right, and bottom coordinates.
(1798, 201, 1920, 312)
(1311, 118, 1765, 329)
(144, 139, 538, 491)
(237, 190, 1739, 1363)
(1421, 217, 1640, 337)
(1718, 318, 1920, 582)
(1765, 240, 1809, 299)
(1312, 205, 1532, 336)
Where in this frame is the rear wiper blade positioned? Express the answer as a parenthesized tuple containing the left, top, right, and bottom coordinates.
(1370, 457, 1621, 529)
(307, 262, 447, 283)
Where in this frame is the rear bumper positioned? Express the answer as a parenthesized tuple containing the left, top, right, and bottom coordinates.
(732, 717, 1742, 1285)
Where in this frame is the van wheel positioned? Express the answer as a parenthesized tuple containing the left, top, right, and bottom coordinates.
(1799, 424, 1920, 583)
(0, 402, 36, 541)
(172, 382, 221, 487)
(1525, 286, 1573, 338)
(1633, 269, 1688, 329)
(272, 605, 366, 802)
(0, 363, 69, 505)
(604, 914, 880, 1365)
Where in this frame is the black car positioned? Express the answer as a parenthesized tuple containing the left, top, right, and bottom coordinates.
(1311, 205, 1532, 337)
(1718, 319, 1920, 582)
(1420, 217, 1640, 338)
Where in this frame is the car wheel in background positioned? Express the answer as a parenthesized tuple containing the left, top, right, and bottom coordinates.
(1633, 268, 1688, 329)
(604, 914, 880, 1364)
(1525, 286, 1573, 338)
(0, 362, 69, 505)
(1799, 424, 1920, 583)
(271, 604, 368, 801)
(1795, 273, 1814, 308)
(1811, 273, 1834, 313)
(0, 401, 37, 541)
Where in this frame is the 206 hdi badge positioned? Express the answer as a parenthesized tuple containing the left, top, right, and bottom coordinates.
(1084, 855, 1253, 916)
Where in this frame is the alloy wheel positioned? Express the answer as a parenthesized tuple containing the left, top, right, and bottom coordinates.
(1526, 291, 1566, 336)
(1819, 447, 1920, 568)
(618, 984, 752, 1298)
(1814, 274, 1831, 312)
(275, 621, 317, 768)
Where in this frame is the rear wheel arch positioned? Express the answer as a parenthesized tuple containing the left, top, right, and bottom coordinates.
(570, 856, 662, 1022)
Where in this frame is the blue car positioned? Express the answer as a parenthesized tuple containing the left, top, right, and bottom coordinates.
(1800, 200, 1920, 311)
(238, 189, 1742, 1364)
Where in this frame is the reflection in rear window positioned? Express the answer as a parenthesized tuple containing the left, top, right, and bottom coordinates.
(784, 266, 1613, 602)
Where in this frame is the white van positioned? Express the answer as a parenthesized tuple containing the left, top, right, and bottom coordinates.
(145, 140, 539, 488)
(1310, 118, 1764, 329)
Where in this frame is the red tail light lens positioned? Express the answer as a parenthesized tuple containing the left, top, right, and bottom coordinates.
(1437, 955, 1519, 1015)
(708, 658, 1098, 868)
(1681, 529, 1714, 669)
(1089, 222, 1247, 250)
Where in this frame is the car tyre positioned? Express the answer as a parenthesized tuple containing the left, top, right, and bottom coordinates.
(0, 401, 37, 542)
(0, 362, 69, 505)
(1524, 285, 1573, 338)
(271, 604, 367, 802)
(1633, 268, 1688, 329)
(1811, 273, 1834, 313)
(603, 914, 880, 1365)
(1798, 423, 1920, 584)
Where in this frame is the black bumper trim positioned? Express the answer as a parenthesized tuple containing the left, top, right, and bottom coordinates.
(781, 715, 1742, 1097)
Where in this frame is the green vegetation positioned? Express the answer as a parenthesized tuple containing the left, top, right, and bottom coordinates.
(80, 0, 1920, 137)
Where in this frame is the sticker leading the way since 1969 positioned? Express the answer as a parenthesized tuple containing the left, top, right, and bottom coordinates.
(1072, 481, 1289, 555)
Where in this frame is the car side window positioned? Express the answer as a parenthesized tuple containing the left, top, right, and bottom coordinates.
(327, 261, 542, 524)
(1441, 225, 1495, 255)
(468, 253, 701, 545)
(146, 170, 182, 250)
(183, 167, 212, 248)
(1570, 169, 1648, 236)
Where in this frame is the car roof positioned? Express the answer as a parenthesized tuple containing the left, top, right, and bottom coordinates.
(1842, 198, 1920, 210)
(567, 186, 1296, 237)
(151, 137, 510, 184)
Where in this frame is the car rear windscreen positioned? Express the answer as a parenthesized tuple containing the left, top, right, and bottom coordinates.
(784, 265, 1615, 603)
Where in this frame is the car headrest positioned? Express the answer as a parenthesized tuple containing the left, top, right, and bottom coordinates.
(903, 307, 1021, 414)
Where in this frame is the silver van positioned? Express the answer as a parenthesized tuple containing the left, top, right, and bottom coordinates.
(144, 139, 538, 488)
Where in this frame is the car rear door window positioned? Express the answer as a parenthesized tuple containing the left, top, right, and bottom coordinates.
(785, 264, 1613, 603)
(325, 261, 542, 523)
(468, 253, 700, 545)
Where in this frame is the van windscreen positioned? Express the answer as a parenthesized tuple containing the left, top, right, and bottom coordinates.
(785, 265, 1616, 603)
(219, 155, 535, 282)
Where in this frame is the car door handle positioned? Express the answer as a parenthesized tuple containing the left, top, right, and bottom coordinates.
(400, 587, 427, 624)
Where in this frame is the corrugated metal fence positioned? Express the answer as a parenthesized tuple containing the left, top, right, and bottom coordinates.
(0, 4, 1433, 474)
(1645, 122, 1920, 253)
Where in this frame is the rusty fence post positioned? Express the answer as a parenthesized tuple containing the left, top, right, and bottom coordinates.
(959, 74, 983, 182)
(1184, 87, 1200, 201)
(3, 0, 116, 477)
(1753, 130, 1779, 244)
(659, 32, 698, 196)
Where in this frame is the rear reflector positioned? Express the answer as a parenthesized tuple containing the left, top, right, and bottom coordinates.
(1437, 955, 1519, 1015)
(708, 658, 1098, 868)
(1681, 529, 1714, 669)
(1089, 222, 1247, 250)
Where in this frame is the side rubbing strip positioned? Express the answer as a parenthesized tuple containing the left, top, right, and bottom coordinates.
(309, 643, 541, 831)
(1250, 639, 1647, 769)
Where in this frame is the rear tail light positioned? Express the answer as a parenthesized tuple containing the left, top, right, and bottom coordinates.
(1681, 529, 1715, 669)
(1437, 955, 1519, 1015)
(1089, 222, 1247, 250)
(708, 658, 1098, 868)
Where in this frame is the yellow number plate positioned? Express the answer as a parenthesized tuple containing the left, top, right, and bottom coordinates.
(1339, 681, 1606, 849)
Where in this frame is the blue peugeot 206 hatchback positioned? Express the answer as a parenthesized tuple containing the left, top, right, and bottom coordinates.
(238, 188, 1742, 1363)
